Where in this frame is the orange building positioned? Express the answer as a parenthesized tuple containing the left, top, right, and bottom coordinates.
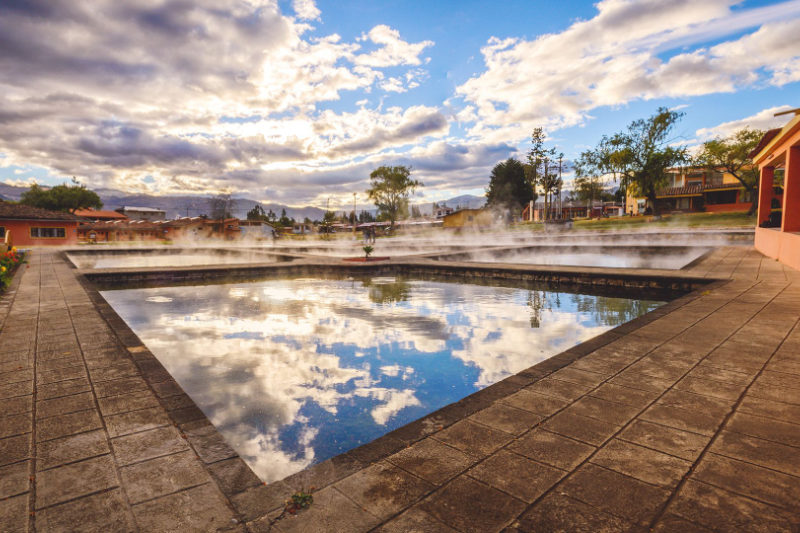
(0, 202, 83, 246)
(753, 108, 800, 271)
(625, 167, 755, 215)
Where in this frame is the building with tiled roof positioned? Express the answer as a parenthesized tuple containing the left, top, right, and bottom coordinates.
(0, 202, 85, 246)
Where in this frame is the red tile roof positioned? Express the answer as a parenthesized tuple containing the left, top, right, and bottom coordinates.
(0, 202, 86, 221)
(73, 208, 128, 220)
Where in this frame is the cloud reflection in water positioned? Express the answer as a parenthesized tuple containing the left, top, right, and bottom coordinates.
(102, 277, 662, 482)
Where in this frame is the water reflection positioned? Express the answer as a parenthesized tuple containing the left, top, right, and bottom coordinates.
(102, 277, 662, 482)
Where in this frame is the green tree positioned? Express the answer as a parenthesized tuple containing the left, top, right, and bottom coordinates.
(575, 107, 688, 216)
(278, 209, 293, 227)
(694, 127, 764, 215)
(366, 165, 421, 228)
(486, 158, 533, 217)
(247, 204, 267, 221)
(526, 128, 563, 220)
(20, 178, 103, 213)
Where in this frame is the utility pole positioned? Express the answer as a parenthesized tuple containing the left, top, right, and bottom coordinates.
(353, 193, 357, 236)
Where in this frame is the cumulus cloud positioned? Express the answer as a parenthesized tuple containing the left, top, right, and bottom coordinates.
(456, 0, 800, 143)
(293, 0, 320, 20)
(695, 105, 796, 141)
(0, 0, 442, 203)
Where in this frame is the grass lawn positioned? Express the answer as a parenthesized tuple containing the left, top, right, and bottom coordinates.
(568, 212, 755, 231)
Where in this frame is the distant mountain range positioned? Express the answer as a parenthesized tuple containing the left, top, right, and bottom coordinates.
(0, 183, 486, 220)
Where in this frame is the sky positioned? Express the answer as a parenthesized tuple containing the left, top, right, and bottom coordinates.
(1, 0, 800, 209)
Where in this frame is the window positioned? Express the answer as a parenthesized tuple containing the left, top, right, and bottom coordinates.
(0, 227, 5, 238)
(706, 190, 738, 205)
(30, 227, 66, 238)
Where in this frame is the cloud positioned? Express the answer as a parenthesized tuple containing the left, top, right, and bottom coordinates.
(0, 0, 440, 205)
(455, 0, 800, 143)
(293, 0, 320, 21)
(695, 105, 796, 140)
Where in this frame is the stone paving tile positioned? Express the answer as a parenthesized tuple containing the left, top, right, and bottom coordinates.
(183, 422, 238, 464)
(467, 402, 543, 435)
(373, 506, 458, 533)
(709, 430, 800, 477)
(96, 389, 160, 416)
(609, 370, 676, 393)
(0, 413, 32, 439)
(508, 428, 594, 470)
(92, 376, 149, 398)
(673, 375, 747, 401)
(0, 460, 30, 500)
(467, 449, 565, 503)
(590, 438, 691, 488)
(653, 513, 715, 533)
(725, 411, 800, 448)
(669, 479, 799, 533)
(693, 452, 800, 513)
(639, 403, 723, 437)
(0, 380, 33, 399)
(386, 437, 474, 486)
(559, 463, 671, 526)
(333, 462, 433, 521)
(282, 450, 365, 492)
(0, 493, 29, 533)
(563, 395, 641, 426)
(120, 449, 210, 504)
(36, 376, 91, 400)
(525, 376, 593, 402)
(432, 419, 513, 459)
(36, 429, 110, 471)
(510, 493, 645, 533)
(271, 485, 381, 533)
(737, 395, 800, 423)
(618, 419, 710, 461)
(36, 408, 102, 441)
(36, 454, 118, 509)
(230, 480, 293, 521)
(419, 476, 527, 533)
(588, 382, 659, 408)
(35, 488, 135, 532)
(36, 391, 95, 419)
(105, 406, 172, 438)
(499, 388, 569, 416)
(111, 425, 191, 466)
(542, 410, 623, 446)
(207, 456, 263, 496)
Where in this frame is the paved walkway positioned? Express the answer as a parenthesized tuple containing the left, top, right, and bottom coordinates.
(1, 246, 800, 532)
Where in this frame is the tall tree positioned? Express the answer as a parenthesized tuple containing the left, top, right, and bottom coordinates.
(526, 128, 561, 220)
(694, 127, 764, 215)
(486, 158, 533, 217)
(366, 165, 422, 228)
(575, 107, 688, 216)
(20, 178, 102, 213)
(246, 204, 267, 221)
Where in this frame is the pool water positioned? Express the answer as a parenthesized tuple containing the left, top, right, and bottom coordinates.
(102, 277, 663, 482)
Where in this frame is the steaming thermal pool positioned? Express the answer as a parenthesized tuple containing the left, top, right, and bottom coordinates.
(68, 250, 289, 269)
(102, 277, 663, 482)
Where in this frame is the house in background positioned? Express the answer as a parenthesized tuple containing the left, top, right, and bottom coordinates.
(115, 206, 166, 221)
(442, 208, 495, 228)
(0, 202, 84, 246)
(625, 166, 755, 215)
(74, 208, 129, 222)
